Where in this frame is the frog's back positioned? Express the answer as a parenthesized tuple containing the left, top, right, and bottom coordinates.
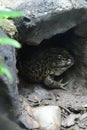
(17, 46, 73, 82)
(18, 47, 53, 81)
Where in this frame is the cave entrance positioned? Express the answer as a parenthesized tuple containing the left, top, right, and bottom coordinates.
(17, 27, 87, 109)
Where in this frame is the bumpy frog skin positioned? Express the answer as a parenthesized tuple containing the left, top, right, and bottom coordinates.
(18, 47, 74, 89)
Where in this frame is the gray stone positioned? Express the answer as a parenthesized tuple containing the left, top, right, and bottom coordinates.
(0, 28, 20, 112)
(0, 114, 23, 130)
(12, 0, 87, 45)
(74, 22, 87, 38)
(0, 29, 37, 129)
(33, 105, 61, 130)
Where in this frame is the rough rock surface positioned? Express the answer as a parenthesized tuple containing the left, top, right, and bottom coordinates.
(0, 28, 20, 111)
(0, 114, 23, 130)
(0, 28, 38, 130)
(13, 0, 87, 45)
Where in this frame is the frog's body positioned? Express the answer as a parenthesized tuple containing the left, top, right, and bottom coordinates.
(18, 46, 74, 89)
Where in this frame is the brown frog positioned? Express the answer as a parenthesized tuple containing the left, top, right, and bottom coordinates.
(18, 46, 74, 89)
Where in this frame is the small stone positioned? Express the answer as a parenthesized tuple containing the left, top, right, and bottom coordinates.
(18, 95, 39, 129)
(33, 105, 61, 130)
(67, 125, 79, 130)
(18, 113, 39, 129)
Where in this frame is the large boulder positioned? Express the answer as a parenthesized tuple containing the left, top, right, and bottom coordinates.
(12, 0, 87, 45)
(0, 28, 20, 111)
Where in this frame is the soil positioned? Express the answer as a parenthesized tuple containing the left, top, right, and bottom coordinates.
(18, 76, 87, 130)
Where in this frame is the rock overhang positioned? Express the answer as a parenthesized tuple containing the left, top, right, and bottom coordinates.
(12, 0, 87, 45)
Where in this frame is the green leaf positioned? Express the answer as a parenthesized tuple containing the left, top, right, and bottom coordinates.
(0, 9, 23, 18)
(0, 64, 13, 83)
(0, 37, 21, 48)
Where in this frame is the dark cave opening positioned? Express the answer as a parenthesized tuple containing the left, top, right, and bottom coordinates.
(17, 27, 87, 91)
(17, 28, 75, 63)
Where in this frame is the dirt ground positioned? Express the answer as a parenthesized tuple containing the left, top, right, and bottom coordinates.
(18, 75, 87, 130)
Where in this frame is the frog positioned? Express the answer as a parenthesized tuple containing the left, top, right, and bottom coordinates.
(18, 46, 74, 89)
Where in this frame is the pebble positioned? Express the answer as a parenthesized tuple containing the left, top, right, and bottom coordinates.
(33, 105, 61, 130)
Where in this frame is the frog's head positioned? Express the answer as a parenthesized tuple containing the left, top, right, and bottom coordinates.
(49, 48, 74, 76)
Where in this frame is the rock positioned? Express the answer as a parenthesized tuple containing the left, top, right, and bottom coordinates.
(66, 125, 79, 130)
(78, 112, 87, 129)
(62, 113, 81, 127)
(74, 22, 87, 38)
(18, 114, 39, 129)
(0, 28, 20, 113)
(0, 114, 23, 130)
(12, 0, 87, 45)
(18, 95, 39, 129)
(28, 86, 53, 106)
(0, 28, 36, 129)
(33, 105, 61, 130)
